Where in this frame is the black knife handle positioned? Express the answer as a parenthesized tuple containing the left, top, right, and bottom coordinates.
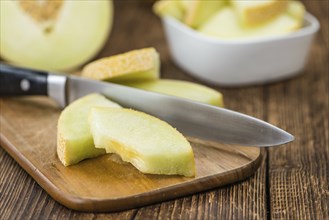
(0, 64, 48, 96)
(0, 63, 67, 108)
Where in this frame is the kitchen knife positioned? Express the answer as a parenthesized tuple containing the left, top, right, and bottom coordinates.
(0, 64, 294, 147)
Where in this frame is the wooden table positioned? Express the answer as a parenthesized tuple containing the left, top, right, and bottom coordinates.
(1, 1, 328, 219)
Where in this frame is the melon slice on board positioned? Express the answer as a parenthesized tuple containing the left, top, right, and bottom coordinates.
(89, 108, 195, 177)
(82, 48, 160, 82)
(57, 93, 121, 166)
(0, 0, 112, 71)
(123, 79, 224, 107)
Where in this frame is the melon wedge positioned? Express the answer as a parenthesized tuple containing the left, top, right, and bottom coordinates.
(0, 0, 112, 71)
(123, 79, 224, 107)
(57, 93, 121, 166)
(153, 0, 191, 20)
(198, 7, 302, 39)
(184, 0, 225, 28)
(89, 108, 195, 177)
(232, 0, 288, 26)
(82, 48, 160, 82)
(153, 0, 186, 20)
(286, 1, 305, 23)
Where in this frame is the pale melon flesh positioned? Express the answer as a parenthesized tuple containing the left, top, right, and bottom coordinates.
(82, 47, 160, 82)
(184, 0, 226, 28)
(153, 0, 305, 39)
(153, 0, 186, 20)
(0, 0, 112, 71)
(123, 79, 224, 107)
(198, 4, 303, 39)
(286, 1, 306, 22)
(89, 108, 195, 177)
(153, 0, 191, 20)
(57, 93, 121, 166)
(232, 0, 288, 26)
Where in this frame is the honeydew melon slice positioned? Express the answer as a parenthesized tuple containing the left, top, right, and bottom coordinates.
(57, 93, 121, 166)
(198, 7, 302, 39)
(82, 48, 160, 82)
(89, 108, 195, 177)
(178, 0, 192, 9)
(123, 79, 224, 107)
(153, 0, 186, 20)
(232, 0, 288, 26)
(0, 0, 112, 71)
(286, 1, 305, 23)
(184, 0, 226, 28)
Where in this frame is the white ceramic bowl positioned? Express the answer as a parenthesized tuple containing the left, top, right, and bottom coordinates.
(162, 13, 320, 86)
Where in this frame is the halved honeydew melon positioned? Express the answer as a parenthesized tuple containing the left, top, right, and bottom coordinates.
(57, 93, 121, 166)
(0, 0, 112, 71)
(82, 47, 160, 82)
(89, 108, 195, 177)
(198, 7, 302, 39)
(232, 0, 288, 27)
(123, 79, 224, 107)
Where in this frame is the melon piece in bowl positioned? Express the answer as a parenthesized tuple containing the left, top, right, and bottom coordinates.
(89, 107, 195, 177)
(198, 6, 303, 39)
(232, 0, 288, 26)
(184, 0, 225, 28)
(0, 0, 112, 71)
(153, 0, 186, 21)
(57, 93, 121, 166)
(286, 0, 306, 23)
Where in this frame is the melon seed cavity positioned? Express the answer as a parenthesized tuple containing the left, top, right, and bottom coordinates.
(19, 0, 63, 24)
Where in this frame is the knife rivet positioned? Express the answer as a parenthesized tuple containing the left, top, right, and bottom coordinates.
(20, 79, 30, 91)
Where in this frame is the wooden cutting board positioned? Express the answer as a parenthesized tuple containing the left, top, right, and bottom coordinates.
(0, 97, 262, 212)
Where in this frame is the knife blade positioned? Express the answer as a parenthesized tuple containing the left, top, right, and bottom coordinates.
(0, 64, 294, 146)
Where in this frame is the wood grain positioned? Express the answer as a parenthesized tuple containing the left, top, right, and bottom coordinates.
(267, 1, 329, 219)
(1, 0, 328, 219)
